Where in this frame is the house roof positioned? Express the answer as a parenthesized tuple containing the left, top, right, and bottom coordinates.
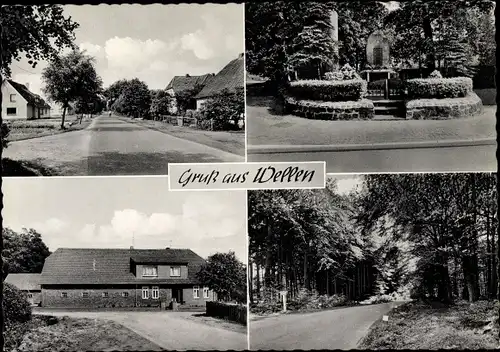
(41, 248, 207, 285)
(195, 54, 244, 99)
(165, 74, 214, 94)
(7, 80, 50, 108)
(5, 273, 42, 291)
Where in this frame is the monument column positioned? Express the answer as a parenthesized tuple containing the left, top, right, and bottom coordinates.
(330, 9, 339, 70)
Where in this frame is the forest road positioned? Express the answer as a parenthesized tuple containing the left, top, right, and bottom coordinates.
(250, 302, 403, 350)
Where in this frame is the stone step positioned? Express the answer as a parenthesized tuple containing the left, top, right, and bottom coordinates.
(372, 99, 405, 107)
(373, 115, 406, 121)
(374, 106, 403, 115)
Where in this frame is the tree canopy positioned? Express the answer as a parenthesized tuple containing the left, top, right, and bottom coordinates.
(109, 78, 151, 118)
(196, 251, 247, 303)
(2, 227, 51, 280)
(42, 49, 103, 129)
(1, 5, 79, 77)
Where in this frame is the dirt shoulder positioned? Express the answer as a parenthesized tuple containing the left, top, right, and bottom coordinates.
(247, 96, 496, 147)
(11, 315, 163, 352)
(119, 116, 245, 156)
(177, 313, 247, 334)
(359, 300, 499, 350)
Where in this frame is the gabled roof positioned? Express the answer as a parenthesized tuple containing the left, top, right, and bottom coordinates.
(165, 74, 214, 94)
(41, 248, 206, 285)
(195, 54, 244, 99)
(6, 80, 49, 108)
(5, 273, 42, 291)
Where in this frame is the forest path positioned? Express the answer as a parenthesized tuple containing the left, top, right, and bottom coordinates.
(250, 302, 403, 350)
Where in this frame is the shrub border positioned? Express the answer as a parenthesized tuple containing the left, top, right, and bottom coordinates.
(405, 92, 483, 120)
(285, 97, 375, 121)
(287, 79, 368, 102)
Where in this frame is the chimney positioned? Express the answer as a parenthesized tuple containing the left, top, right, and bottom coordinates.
(165, 247, 170, 250)
(25, 82, 30, 90)
(130, 246, 134, 250)
(238, 53, 244, 59)
(186, 74, 190, 77)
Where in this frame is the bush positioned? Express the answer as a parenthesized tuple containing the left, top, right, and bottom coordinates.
(324, 64, 361, 81)
(4, 282, 32, 326)
(429, 70, 443, 78)
(406, 77, 473, 99)
(288, 79, 367, 102)
(2, 122, 10, 149)
(287, 289, 349, 311)
(198, 88, 244, 131)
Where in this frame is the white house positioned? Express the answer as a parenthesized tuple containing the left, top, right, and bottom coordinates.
(1, 79, 51, 119)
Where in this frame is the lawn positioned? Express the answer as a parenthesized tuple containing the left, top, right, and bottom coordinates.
(359, 300, 499, 350)
(121, 116, 245, 156)
(247, 96, 496, 146)
(6, 315, 163, 352)
(6, 115, 92, 141)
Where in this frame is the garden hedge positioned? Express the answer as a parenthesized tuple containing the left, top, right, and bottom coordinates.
(288, 79, 367, 102)
(4, 282, 32, 325)
(406, 77, 473, 99)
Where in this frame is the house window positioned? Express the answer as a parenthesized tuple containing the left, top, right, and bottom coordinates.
(82, 291, 89, 298)
(203, 287, 209, 299)
(6, 107, 16, 115)
(152, 286, 159, 299)
(102, 292, 109, 298)
(142, 286, 149, 299)
(10, 94, 16, 102)
(61, 292, 67, 298)
(142, 265, 158, 277)
(170, 266, 181, 277)
(27, 293, 33, 299)
(121, 292, 129, 297)
(193, 285, 200, 299)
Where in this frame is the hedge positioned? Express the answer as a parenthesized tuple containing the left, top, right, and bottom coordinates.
(405, 77, 473, 99)
(206, 301, 247, 325)
(4, 282, 32, 326)
(288, 79, 367, 102)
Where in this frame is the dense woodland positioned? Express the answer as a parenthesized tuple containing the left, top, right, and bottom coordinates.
(245, 1, 495, 81)
(248, 174, 498, 306)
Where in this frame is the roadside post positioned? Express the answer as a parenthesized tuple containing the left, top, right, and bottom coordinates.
(280, 290, 288, 312)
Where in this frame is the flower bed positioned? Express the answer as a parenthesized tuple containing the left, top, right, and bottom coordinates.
(285, 97, 374, 120)
(406, 92, 483, 120)
(288, 79, 367, 102)
(406, 77, 473, 99)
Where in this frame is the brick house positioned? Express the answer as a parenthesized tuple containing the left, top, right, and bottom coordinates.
(195, 53, 244, 110)
(40, 248, 216, 309)
(165, 73, 214, 114)
(4, 273, 42, 306)
(1, 79, 51, 119)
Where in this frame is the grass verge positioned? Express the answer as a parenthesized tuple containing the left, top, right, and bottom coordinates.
(1, 157, 54, 176)
(6, 116, 92, 141)
(6, 315, 163, 351)
(121, 117, 245, 156)
(359, 300, 499, 350)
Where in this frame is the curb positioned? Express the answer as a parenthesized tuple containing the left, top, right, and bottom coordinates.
(248, 138, 497, 154)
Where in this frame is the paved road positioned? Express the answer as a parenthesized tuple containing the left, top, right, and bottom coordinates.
(35, 310, 247, 351)
(3, 115, 243, 176)
(248, 144, 497, 173)
(250, 303, 401, 350)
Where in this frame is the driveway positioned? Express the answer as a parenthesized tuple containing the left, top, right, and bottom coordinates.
(34, 310, 247, 351)
(3, 114, 243, 176)
(249, 303, 402, 350)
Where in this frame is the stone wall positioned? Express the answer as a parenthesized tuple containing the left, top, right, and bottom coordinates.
(406, 92, 483, 120)
(285, 97, 374, 120)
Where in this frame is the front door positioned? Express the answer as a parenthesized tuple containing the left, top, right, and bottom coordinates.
(172, 288, 183, 304)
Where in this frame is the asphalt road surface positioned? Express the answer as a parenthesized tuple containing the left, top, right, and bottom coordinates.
(248, 144, 497, 173)
(34, 310, 247, 351)
(4, 115, 243, 176)
(250, 303, 401, 350)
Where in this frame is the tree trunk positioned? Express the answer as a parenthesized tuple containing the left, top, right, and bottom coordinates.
(304, 251, 309, 291)
(249, 260, 254, 304)
(61, 105, 67, 129)
(422, 16, 436, 71)
(463, 255, 480, 302)
(256, 262, 261, 301)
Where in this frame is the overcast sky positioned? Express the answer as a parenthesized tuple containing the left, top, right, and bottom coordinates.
(2, 177, 247, 263)
(9, 4, 244, 99)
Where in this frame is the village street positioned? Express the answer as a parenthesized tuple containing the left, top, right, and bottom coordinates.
(34, 310, 247, 350)
(3, 114, 243, 176)
(250, 302, 402, 350)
